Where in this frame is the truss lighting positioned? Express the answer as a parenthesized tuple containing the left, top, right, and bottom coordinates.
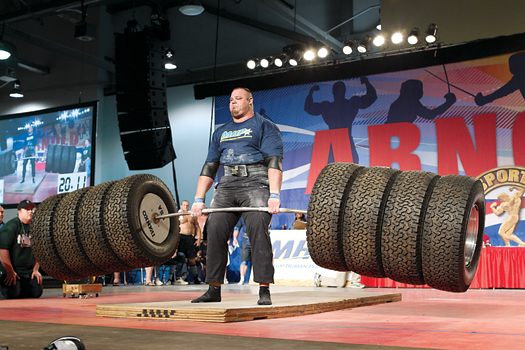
(342, 39, 356, 55)
(425, 23, 438, 43)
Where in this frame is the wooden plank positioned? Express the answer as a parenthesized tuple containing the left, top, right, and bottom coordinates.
(96, 290, 401, 323)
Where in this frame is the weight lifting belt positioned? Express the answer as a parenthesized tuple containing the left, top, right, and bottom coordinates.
(223, 164, 268, 177)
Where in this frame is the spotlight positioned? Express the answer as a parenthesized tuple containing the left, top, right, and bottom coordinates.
(425, 23, 438, 43)
(0, 41, 15, 60)
(179, 0, 205, 16)
(357, 35, 372, 53)
(391, 31, 403, 45)
(373, 34, 386, 47)
(274, 54, 287, 67)
(376, 20, 381, 31)
(303, 48, 316, 61)
(260, 57, 271, 68)
(342, 39, 356, 55)
(289, 50, 302, 66)
(407, 28, 420, 45)
(164, 49, 177, 70)
(74, 22, 97, 41)
(9, 80, 23, 98)
(317, 46, 330, 58)
(247, 58, 259, 70)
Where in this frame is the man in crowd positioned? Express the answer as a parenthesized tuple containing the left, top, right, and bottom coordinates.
(178, 200, 203, 284)
(0, 200, 43, 299)
(0, 205, 5, 228)
(191, 87, 283, 305)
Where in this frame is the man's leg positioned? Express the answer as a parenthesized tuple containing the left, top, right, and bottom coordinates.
(191, 211, 239, 303)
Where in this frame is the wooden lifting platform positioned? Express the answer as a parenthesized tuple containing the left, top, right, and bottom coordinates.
(96, 290, 401, 323)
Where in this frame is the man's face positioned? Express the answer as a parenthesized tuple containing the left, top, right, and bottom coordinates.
(0, 206, 4, 222)
(229, 89, 253, 119)
(18, 207, 34, 224)
(181, 201, 190, 211)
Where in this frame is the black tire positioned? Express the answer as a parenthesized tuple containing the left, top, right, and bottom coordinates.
(103, 174, 179, 268)
(342, 166, 401, 278)
(45, 144, 56, 172)
(0, 153, 5, 177)
(30, 194, 82, 281)
(59, 145, 71, 174)
(422, 175, 486, 292)
(53, 187, 109, 277)
(306, 162, 365, 271)
(77, 181, 133, 272)
(381, 170, 440, 285)
(52, 145, 63, 173)
(6, 151, 16, 174)
(67, 146, 77, 173)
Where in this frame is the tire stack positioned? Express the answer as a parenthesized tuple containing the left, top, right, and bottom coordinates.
(45, 144, 77, 174)
(0, 151, 17, 177)
(307, 163, 485, 293)
(30, 174, 179, 281)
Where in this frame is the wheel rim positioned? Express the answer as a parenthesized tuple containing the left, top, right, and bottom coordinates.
(139, 193, 170, 244)
(464, 204, 479, 267)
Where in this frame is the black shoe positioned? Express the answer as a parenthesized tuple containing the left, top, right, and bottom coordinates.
(193, 275, 202, 285)
(258, 286, 272, 305)
(20, 179, 25, 184)
(32, 178, 35, 183)
(191, 285, 221, 303)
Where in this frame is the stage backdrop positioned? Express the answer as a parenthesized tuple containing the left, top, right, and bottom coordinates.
(214, 50, 525, 247)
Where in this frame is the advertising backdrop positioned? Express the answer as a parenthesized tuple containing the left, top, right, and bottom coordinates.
(215, 50, 525, 247)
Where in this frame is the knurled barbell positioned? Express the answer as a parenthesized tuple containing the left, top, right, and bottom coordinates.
(29, 163, 485, 293)
(154, 207, 307, 222)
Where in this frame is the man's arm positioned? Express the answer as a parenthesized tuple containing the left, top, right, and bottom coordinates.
(191, 175, 216, 217)
(490, 202, 504, 216)
(0, 249, 18, 286)
(193, 218, 202, 247)
(32, 260, 42, 284)
(267, 167, 283, 214)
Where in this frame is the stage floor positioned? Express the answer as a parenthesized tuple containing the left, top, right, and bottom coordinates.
(0, 283, 524, 350)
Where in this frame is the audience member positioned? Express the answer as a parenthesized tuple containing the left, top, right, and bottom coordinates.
(282, 213, 307, 230)
(0, 205, 5, 228)
(314, 271, 365, 289)
(0, 200, 43, 299)
(144, 266, 164, 286)
(233, 217, 252, 285)
(166, 250, 189, 285)
(177, 200, 202, 284)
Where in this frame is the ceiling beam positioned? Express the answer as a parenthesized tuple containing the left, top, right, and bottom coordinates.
(4, 25, 115, 73)
(255, 0, 344, 51)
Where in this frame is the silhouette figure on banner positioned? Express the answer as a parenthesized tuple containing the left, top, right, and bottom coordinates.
(475, 52, 525, 106)
(386, 79, 456, 124)
(490, 186, 525, 247)
(304, 77, 377, 163)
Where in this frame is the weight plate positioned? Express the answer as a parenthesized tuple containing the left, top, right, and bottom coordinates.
(138, 193, 171, 244)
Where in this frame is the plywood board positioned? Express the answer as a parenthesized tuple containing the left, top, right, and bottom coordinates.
(96, 290, 401, 323)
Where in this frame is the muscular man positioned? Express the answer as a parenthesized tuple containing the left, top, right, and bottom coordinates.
(178, 200, 202, 284)
(0, 205, 5, 228)
(191, 87, 283, 305)
(491, 186, 525, 246)
(21, 126, 37, 184)
(0, 200, 43, 299)
(304, 78, 377, 163)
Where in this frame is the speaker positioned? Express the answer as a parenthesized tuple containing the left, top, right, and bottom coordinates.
(120, 128, 172, 153)
(124, 146, 175, 171)
(118, 109, 170, 132)
(115, 28, 175, 170)
(116, 88, 167, 112)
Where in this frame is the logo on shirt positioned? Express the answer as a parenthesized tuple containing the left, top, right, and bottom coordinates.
(220, 128, 252, 142)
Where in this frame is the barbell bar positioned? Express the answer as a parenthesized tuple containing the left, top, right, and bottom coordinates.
(154, 207, 307, 221)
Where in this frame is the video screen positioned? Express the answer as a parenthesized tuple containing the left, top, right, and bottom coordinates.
(0, 101, 97, 208)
